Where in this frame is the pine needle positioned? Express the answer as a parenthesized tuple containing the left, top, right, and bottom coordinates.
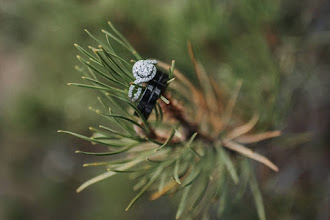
(217, 145, 239, 184)
(235, 131, 281, 144)
(250, 173, 266, 220)
(176, 185, 191, 219)
(226, 113, 259, 141)
(222, 139, 279, 172)
(76, 159, 142, 192)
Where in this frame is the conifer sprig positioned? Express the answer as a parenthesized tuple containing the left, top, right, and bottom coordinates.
(59, 22, 280, 219)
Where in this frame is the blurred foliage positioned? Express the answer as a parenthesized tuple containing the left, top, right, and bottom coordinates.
(0, 0, 329, 219)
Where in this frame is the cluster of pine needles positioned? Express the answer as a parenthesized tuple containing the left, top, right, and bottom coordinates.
(58, 22, 281, 219)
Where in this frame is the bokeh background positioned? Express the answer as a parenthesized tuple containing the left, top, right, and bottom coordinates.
(0, 0, 329, 219)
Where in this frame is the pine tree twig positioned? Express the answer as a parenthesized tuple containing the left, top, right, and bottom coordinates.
(159, 94, 214, 144)
(65, 22, 282, 219)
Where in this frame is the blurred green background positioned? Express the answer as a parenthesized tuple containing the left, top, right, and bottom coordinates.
(0, 0, 329, 219)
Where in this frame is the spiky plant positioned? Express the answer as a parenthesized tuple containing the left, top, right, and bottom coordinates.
(58, 22, 281, 219)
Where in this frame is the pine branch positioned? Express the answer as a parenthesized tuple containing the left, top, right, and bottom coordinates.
(59, 21, 281, 219)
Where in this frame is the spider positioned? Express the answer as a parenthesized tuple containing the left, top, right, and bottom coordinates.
(128, 59, 157, 101)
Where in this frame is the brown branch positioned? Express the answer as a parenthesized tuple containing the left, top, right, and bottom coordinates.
(159, 94, 214, 144)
